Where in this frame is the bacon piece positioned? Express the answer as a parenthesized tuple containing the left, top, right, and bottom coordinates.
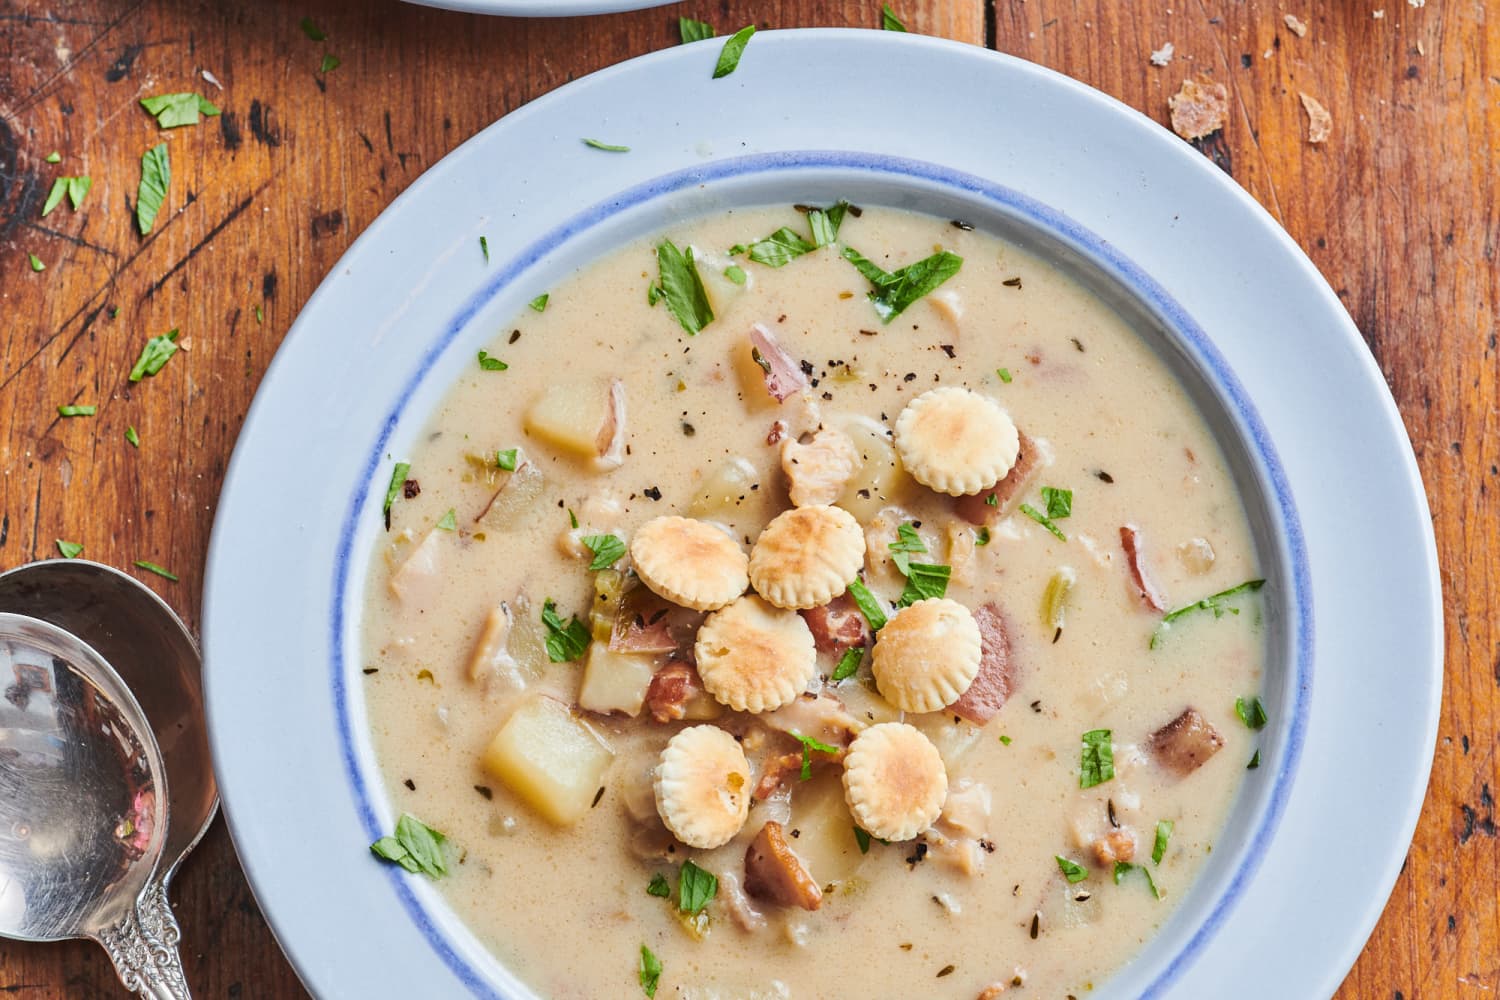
(753, 751, 806, 799)
(1120, 525, 1167, 612)
(610, 587, 704, 655)
(748, 323, 809, 403)
(1146, 707, 1224, 777)
(743, 821, 823, 911)
(643, 661, 708, 724)
(947, 603, 1015, 724)
(954, 430, 1044, 524)
(799, 593, 870, 655)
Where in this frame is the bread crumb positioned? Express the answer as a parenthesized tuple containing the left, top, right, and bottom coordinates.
(1298, 92, 1332, 143)
(1150, 42, 1175, 67)
(1168, 78, 1229, 140)
(1283, 14, 1308, 36)
(1372, 8, 1385, 17)
(1408, 0, 1425, 6)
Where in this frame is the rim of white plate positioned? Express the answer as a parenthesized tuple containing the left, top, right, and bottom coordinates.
(202, 29, 1442, 1000)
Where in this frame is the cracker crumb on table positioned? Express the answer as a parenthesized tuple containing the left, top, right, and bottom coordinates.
(1168, 78, 1229, 141)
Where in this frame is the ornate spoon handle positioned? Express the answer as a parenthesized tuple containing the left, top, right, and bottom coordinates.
(96, 881, 193, 1000)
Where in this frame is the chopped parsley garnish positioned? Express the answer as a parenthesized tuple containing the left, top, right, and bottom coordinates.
(846, 578, 887, 631)
(128, 328, 180, 382)
(1079, 728, 1114, 788)
(383, 461, 410, 520)
(1247, 749, 1262, 770)
(568, 508, 579, 529)
(897, 562, 951, 607)
(854, 825, 872, 854)
(1114, 861, 1162, 899)
(839, 246, 962, 322)
(541, 598, 591, 662)
(254, 305, 264, 324)
(997, 367, 1012, 383)
(42, 176, 91, 216)
(583, 138, 630, 152)
(724, 264, 747, 285)
(712, 24, 755, 78)
(581, 534, 627, 571)
(140, 93, 221, 129)
(831, 646, 863, 682)
(319, 54, 341, 74)
(28, 254, 44, 272)
(646, 284, 664, 306)
(639, 944, 662, 998)
(479, 236, 489, 262)
(792, 731, 840, 780)
(999, 734, 1012, 745)
(477, 350, 508, 371)
(1235, 695, 1268, 730)
(369, 813, 449, 878)
(1040, 485, 1073, 519)
(807, 201, 850, 246)
(496, 448, 519, 471)
(125, 426, 140, 448)
(529, 293, 549, 312)
(57, 404, 95, 417)
(882, 4, 908, 30)
(678, 16, 715, 42)
(647, 873, 671, 898)
(135, 142, 170, 235)
(435, 508, 457, 532)
(133, 560, 178, 581)
(45, 151, 61, 164)
(677, 860, 717, 914)
(655, 239, 714, 335)
(299, 16, 327, 40)
(1152, 819, 1173, 865)
(975, 526, 991, 546)
(1055, 855, 1089, 883)
(55, 540, 83, 559)
(1019, 502, 1067, 541)
(1150, 579, 1266, 649)
(888, 522, 926, 575)
(985, 493, 998, 506)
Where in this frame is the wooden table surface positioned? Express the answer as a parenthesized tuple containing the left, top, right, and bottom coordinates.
(0, 0, 1493, 996)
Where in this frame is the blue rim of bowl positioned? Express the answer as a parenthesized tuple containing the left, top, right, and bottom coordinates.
(330, 149, 1312, 998)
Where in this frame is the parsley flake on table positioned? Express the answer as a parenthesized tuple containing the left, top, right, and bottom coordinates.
(541, 598, 591, 662)
(28, 254, 44, 272)
(677, 860, 718, 915)
(679, 17, 715, 43)
(477, 350, 508, 371)
(135, 142, 171, 235)
(529, 293, 549, 312)
(712, 24, 755, 78)
(299, 16, 327, 40)
(1055, 855, 1089, 883)
(125, 426, 140, 448)
(1079, 728, 1114, 788)
(133, 560, 178, 581)
(479, 236, 489, 262)
(45, 151, 61, 164)
(320, 54, 341, 73)
(140, 92, 221, 129)
(839, 245, 962, 322)
(369, 813, 449, 878)
(57, 404, 95, 417)
(639, 944, 662, 998)
(582, 138, 630, 152)
(42, 176, 91, 216)
(581, 533, 627, 571)
(128, 328, 180, 382)
(655, 239, 713, 335)
(55, 540, 83, 559)
(882, 4, 908, 30)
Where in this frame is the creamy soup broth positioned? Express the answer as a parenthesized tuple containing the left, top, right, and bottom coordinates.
(361, 205, 1266, 999)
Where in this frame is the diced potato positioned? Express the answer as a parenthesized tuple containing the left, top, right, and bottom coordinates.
(578, 644, 656, 717)
(786, 772, 866, 885)
(476, 462, 547, 530)
(505, 594, 549, 677)
(688, 457, 760, 518)
(525, 380, 612, 460)
(836, 417, 907, 522)
(466, 603, 524, 689)
(482, 694, 614, 825)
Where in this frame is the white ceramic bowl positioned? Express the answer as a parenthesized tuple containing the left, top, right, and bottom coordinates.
(204, 29, 1442, 999)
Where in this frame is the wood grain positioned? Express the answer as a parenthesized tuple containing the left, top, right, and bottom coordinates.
(0, 0, 1492, 996)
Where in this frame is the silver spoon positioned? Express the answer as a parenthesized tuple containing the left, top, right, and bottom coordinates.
(0, 611, 180, 997)
(0, 560, 215, 996)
